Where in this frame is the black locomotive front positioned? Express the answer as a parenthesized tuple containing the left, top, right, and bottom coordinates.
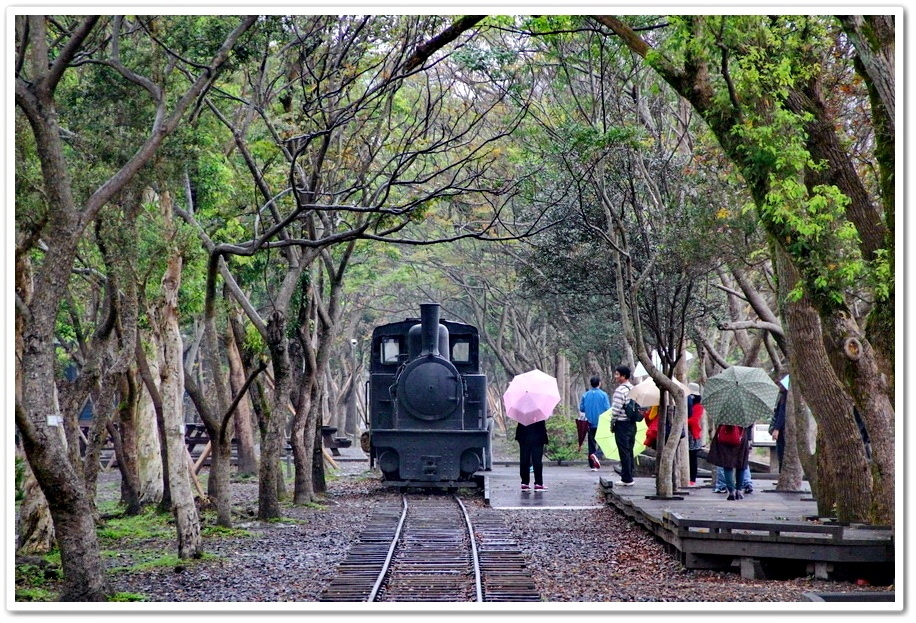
(367, 303, 491, 487)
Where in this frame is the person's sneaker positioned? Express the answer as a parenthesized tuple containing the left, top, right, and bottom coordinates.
(726, 493, 736, 501)
(534, 484, 548, 491)
(743, 486, 753, 494)
(615, 480, 635, 487)
(688, 481, 697, 487)
(590, 467, 599, 472)
(520, 484, 530, 491)
(735, 491, 745, 500)
(713, 487, 727, 494)
(589, 454, 600, 469)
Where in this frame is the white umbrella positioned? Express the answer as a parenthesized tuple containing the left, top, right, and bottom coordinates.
(628, 377, 690, 407)
(633, 350, 694, 378)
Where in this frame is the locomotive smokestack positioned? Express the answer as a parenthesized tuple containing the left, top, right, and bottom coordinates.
(420, 303, 440, 356)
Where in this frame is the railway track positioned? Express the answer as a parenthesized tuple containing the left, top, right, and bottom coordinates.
(320, 493, 539, 602)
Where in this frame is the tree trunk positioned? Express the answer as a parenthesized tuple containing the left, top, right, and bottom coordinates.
(226, 320, 258, 475)
(14, 254, 56, 555)
(211, 438, 234, 525)
(259, 313, 292, 519)
(135, 331, 165, 506)
(775, 384, 805, 492)
(16, 441, 55, 554)
(82, 375, 118, 519)
(158, 252, 202, 558)
(291, 379, 314, 504)
(107, 410, 141, 516)
(776, 249, 872, 522)
(310, 397, 328, 495)
(16, 398, 109, 600)
(814, 426, 837, 518)
(793, 394, 819, 496)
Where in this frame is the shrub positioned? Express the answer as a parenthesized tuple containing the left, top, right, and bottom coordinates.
(544, 415, 581, 465)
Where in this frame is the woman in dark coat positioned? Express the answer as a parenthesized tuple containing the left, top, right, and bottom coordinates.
(706, 424, 751, 500)
(515, 419, 549, 491)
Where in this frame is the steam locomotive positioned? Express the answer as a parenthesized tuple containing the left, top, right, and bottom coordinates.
(366, 303, 491, 488)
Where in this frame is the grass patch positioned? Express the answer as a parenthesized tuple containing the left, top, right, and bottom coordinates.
(267, 515, 308, 524)
(97, 507, 172, 541)
(108, 551, 219, 574)
(109, 592, 148, 602)
(15, 558, 62, 587)
(15, 587, 57, 602)
(201, 524, 252, 538)
(97, 499, 122, 516)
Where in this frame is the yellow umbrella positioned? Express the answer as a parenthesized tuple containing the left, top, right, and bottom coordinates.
(594, 408, 649, 461)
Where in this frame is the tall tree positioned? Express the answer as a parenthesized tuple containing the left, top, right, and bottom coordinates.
(180, 15, 539, 513)
(15, 14, 256, 599)
(592, 14, 894, 525)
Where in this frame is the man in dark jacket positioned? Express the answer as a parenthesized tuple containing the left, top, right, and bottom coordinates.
(769, 388, 788, 471)
(515, 419, 549, 491)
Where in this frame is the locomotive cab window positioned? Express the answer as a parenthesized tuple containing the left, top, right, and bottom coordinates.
(381, 337, 401, 364)
(451, 340, 470, 363)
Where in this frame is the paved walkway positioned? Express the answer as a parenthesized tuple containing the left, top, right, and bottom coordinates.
(483, 462, 608, 510)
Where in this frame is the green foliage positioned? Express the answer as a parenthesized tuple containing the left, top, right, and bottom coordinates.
(15, 559, 62, 588)
(108, 552, 219, 574)
(657, 15, 875, 313)
(14, 587, 57, 602)
(96, 507, 173, 541)
(201, 525, 253, 539)
(14, 551, 64, 601)
(544, 413, 581, 464)
(108, 592, 149, 602)
(15, 457, 25, 502)
(869, 248, 892, 301)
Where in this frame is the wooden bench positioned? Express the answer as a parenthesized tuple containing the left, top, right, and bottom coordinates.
(321, 426, 352, 456)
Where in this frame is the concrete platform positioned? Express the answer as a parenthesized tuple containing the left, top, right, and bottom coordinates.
(482, 462, 607, 510)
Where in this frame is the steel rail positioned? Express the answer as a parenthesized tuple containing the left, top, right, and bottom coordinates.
(366, 494, 408, 602)
(454, 494, 483, 602)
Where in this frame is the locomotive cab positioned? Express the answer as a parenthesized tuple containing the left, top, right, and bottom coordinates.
(368, 303, 491, 487)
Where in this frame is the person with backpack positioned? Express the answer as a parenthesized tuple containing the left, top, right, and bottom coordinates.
(579, 375, 610, 471)
(610, 365, 636, 486)
(707, 422, 752, 500)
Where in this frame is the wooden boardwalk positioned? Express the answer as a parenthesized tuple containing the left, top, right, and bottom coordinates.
(599, 476, 894, 583)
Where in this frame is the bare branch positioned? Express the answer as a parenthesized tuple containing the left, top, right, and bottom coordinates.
(717, 319, 785, 336)
(404, 16, 486, 72)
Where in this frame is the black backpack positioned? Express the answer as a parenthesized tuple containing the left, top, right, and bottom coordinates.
(624, 398, 644, 423)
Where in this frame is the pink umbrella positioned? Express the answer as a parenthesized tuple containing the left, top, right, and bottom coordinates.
(502, 369, 561, 425)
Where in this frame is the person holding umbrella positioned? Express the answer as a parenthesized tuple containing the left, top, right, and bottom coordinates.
(515, 419, 549, 491)
(707, 424, 752, 500)
(579, 375, 611, 471)
(503, 369, 561, 491)
(704, 366, 781, 501)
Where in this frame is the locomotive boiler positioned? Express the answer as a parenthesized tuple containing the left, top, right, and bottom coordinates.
(366, 303, 491, 488)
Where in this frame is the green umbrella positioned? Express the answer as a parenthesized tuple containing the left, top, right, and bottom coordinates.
(594, 408, 648, 461)
(704, 366, 781, 427)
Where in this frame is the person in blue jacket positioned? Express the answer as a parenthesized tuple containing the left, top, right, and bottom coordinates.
(579, 375, 610, 470)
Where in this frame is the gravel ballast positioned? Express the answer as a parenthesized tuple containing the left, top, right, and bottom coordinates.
(80, 461, 893, 606)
